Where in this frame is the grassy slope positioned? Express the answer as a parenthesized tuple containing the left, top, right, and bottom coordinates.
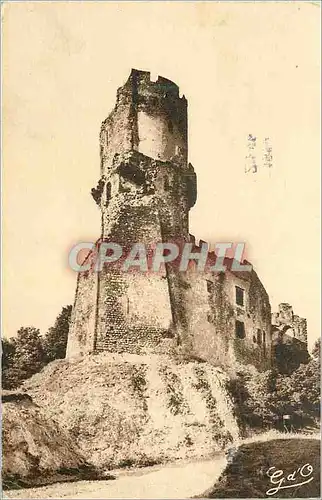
(200, 438, 320, 498)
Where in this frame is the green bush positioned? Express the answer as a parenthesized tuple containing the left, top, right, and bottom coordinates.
(227, 344, 320, 433)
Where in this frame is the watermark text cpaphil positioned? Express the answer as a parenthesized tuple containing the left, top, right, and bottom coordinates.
(68, 241, 252, 274)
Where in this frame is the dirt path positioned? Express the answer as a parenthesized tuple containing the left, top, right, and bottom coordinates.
(4, 457, 226, 499)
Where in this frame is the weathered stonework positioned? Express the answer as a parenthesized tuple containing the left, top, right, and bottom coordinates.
(66, 69, 307, 373)
(173, 251, 273, 371)
(272, 303, 308, 344)
(271, 303, 309, 373)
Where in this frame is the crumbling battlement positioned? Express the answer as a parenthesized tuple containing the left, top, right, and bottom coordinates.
(117, 69, 185, 102)
(99, 69, 188, 176)
(272, 303, 307, 344)
(271, 303, 309, 374)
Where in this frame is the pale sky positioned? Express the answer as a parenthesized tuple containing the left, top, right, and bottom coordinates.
(3, 2, 321, 349)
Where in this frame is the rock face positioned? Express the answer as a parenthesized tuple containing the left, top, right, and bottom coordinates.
(2, 393, 99, 489)
(24, 354, 239, 469)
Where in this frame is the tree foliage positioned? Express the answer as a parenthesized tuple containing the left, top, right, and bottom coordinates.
(2, 327, 45, 389)
(275, 357, 320, 423)
(312, 338, 320, 359)
(43, 305, 72, 362)
(2, 305, 72, 389)
(274, 339, 310, 374)
(2, 338, 18, 389)
(227, 345, 320, 434)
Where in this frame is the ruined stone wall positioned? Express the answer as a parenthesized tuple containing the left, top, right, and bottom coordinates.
(135, 74, 187, 164)
(272, 303, 308, 345)
(226, 268, 272, 370)
(292, 315, 308, 343)
(271, 303, 308, 373)
(66, 258, 98, 358)
(177, 253, 272, 372)
(66, 247, 176, 358)
(100, 69, 188, 178)
(179, 270, 234, 368)
(67, 246, 273, 370)
(99, 151, 194, 243)
(95, 269, 175, 354)
(100, 99, 133, 176)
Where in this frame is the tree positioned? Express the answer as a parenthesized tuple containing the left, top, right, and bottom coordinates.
(14, 327, 46, 380)
(1, 305, 73, 390)
(227, 352, 320, 434)
(2, 337, 19, 389)
(226, 367, 280, 434)
(275, 355, 320, 427)
(2, 337, 16, 371)
(274, 339, 310, 374)
(2, 327, 46, 389)
(312, 338, 320, 359)
(43, 305, 72, 362)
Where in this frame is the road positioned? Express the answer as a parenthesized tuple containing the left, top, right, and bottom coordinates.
(4, 457, 226, 499)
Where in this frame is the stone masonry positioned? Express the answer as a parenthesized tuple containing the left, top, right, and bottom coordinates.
(66, 69, 308, 372)
(271, 303, 309, 373)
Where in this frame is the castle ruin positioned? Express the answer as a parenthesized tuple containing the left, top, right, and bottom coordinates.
(67, 69, 308, 372)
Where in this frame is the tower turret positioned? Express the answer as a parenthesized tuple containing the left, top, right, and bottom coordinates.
(100, 69, 188, 173)
(92, 69, 196, 244)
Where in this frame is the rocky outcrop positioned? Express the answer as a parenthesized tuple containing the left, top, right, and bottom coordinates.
(23, 354, 239, 469)
(2, 392, 103, 489)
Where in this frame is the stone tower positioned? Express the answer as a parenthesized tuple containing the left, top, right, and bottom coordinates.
(67, 70, 197, 357)
(66, 69, 275, 374)
(96, 68, 196, 244)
